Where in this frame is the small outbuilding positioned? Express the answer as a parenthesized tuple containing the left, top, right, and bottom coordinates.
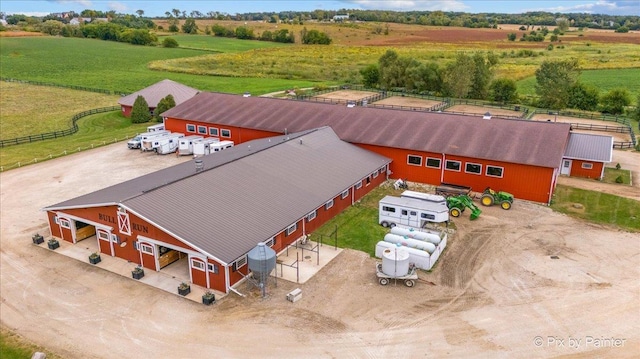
(561, 133, 613, 179)
(118, 79, 199, 117)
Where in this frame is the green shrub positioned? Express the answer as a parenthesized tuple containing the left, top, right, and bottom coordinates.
(615, 175, 624, 183)
(616, 163, 621, 169)
(162, 37, 179, 48)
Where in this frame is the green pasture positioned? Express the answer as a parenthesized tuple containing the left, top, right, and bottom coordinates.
(517, 68, 640, 104)
(550, 185, 640, 232)
(0, 110, 149, 169)
(0, 37, 319, 94)
(163, 34, 289, 52)
(0, 327, 62, 359)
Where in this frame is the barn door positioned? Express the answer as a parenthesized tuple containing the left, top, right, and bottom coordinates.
(561, 159, 572, 175)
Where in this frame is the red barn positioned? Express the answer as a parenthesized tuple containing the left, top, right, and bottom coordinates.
(161, 92, 572, 204)
(561, 133, 613, 179)
(43, 128, 390, 293)
(118, 79, 199, 117)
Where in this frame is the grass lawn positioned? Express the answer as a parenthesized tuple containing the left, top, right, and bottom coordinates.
(0, 327, 62, 359)
(163, 34, 290, 52)
(0, 36, 320, 94)
(0, 110, 149, 169)
(550, 185, 640, 232)
(0, 82, 120, 139)
(602, 167, 632, 185)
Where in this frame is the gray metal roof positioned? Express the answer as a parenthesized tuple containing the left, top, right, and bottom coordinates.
(161, 92, 571, 168)
(118, 79, 199, 108)
(44, 127, 391, 264)
(564, 132, 613, 162)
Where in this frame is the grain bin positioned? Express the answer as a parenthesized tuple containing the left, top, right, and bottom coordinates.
(247, 242, 276, 283)
(381, 246, 410, 277)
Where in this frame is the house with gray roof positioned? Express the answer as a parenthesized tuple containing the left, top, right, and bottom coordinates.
(118, 79, 199, 118)
(43, 127, 391, 294)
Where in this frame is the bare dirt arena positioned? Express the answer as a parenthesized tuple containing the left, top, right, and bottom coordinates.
(1, 143, 639, 358)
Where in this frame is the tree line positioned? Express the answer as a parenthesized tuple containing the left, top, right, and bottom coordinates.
(361, 50, 638, 117)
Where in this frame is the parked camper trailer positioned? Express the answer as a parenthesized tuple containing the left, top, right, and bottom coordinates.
(140, 131, 173, 152)
(378, 195, 449, 228)
(177, 135, 204, 156)
(147, 123, 165, 132)
(193, 138, 221, 157)
(210, 140, 234, 152)
(152, 133, 186, 154)
(127, 130, 169, 149)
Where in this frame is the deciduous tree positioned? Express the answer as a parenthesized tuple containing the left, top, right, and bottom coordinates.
(534, 59, 580, 110)
(489, 78, 518, 104)
(600, 88, 631, 115)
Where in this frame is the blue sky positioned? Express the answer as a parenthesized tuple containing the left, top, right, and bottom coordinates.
(1, 0, 638, 17)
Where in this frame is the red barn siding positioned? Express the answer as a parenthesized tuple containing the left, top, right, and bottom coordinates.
(121, 105, 132, 117)
(207, 259, 225, 292)
(190, 258, 207, 287)
(47, 212, 62, 238)
(165, 118, 280, 145)
(570, 160, 604, 179)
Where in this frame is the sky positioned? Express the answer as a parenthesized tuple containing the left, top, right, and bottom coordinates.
(1, 0, 638, 17)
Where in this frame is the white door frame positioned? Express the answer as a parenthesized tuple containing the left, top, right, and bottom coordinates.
(561, 159, 572, 175)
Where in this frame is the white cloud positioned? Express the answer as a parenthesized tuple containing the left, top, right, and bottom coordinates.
(108, 1, 128, 13)
(346, 0, 469, 11)
(525, 1, 639, 15)
(53, 0, 93, 7)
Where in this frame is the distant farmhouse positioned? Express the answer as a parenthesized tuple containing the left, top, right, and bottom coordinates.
(118, 79, 200, 117)
(333, 13, 350, 22)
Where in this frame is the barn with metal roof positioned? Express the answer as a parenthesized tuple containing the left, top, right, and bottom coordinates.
(42, 127, 391, 293)
(118, 79, 199, 117)
(161, 92, 574, 204)
(561, 133, 613, 179)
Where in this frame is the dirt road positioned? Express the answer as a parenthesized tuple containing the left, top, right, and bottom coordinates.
(1, 143, 638, 358)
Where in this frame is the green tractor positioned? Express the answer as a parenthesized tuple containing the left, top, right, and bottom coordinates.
(480, 187, 514, 210)
(446, 194, 482, 220)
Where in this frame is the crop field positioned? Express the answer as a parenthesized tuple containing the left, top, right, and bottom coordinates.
(0, 37, 320, 94)
(160, 34, 290, 52)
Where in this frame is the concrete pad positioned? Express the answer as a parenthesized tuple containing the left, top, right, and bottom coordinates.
(274, 240, 342, 284)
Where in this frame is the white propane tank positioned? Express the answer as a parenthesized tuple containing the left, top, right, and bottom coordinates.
(390, 227, 442, 245)
(384, 233, 436, 254)
(376, 241, 431, 270)
(381, 246, 410, 277)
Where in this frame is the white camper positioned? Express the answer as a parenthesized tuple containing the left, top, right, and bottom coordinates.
(378, 195, 449, 228)
(147, 123, 165, 132)
(128, 130, 169, 149)
(152, 133, 186, 154)
(140, 131, 172, 152)
(193, 138, 221, 157)
(177, 135, 204, 156)
(210, 140, 234, 152)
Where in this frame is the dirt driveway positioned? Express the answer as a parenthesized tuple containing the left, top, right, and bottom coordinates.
(1, 143, 638, 358)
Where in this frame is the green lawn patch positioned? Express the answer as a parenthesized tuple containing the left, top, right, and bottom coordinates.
(550, 185, 639, 232)
(603, 167, 632, 185)
(165, 34, 289, 52)
(1, 327, 62, 359)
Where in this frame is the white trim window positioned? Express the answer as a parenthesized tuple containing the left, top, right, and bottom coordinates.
(221, 129, 231, 138)
(486, 165, 504, 178)
(307, 210, 317, 222)
(285, 223, 297, 236)
(426, 158, 441, 168)
(191, 258, 205, 271)
(264, 237, 275, 247)
(117, 212, 131, 235)
(54, 216, 59, 224)
(234, 255, 247, 270)
(207, 263, 219, 274)
(465, 162, 482, 175)
(355, 181, 363, 190)
(373, 170, 379, 178)
(186, 124, 196, 133)
(581, 163, 593, 169)
(209, 127, 219, 137)
(407, 155, 422, 166)
(97, 230, 110, 241)
(341, 190, 349, 199)
(445, 160, 461, 172)
(140, 243, 153, 255)
(325, 199, 334, 210)
(59, 218, 71, 229)
(197, 125, 207, 135)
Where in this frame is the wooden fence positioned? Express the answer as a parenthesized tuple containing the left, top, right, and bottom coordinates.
(1, 77, 126, 95)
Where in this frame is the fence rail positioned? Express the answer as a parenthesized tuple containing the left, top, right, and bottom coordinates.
(1, 77, 126, 96)
(0, 106, 121, 147)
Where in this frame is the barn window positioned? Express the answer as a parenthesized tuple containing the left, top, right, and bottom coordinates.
(373, 170, 379, 178)
(366, 176, 371, 185)
(325, 199, 334, 210)
(581, 163, 593, 169)
(445, 160, 461, 171)
(486, 166, 504, 178)
(191, 259, 205, 271)
(197, 125, 207, 135)
(234, 256, 247, 270)
(355, 181, 363, 190)
(465, 163, 482, 174)
(140, 243, 153, 254)
(264, 237, 275, 247)
(307, 210, 317, 222)
(209, 127, 219, 136)
(341, 190, 349, 199)
(54, 216, 59, 224)
(186, 124, 196, 133)
(285, 224, 297, 236)
(382, 206, 396, 213)
(59, 219, 70, 229)
(221, 129, 231, 138)
(97, 231, 110, 241)
(207, 263, 219, 274)
(407, 155, 422, 166)
(426, 158, 441, 168)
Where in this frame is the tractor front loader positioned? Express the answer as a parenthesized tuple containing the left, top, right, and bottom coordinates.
(446, 194, 482, 220)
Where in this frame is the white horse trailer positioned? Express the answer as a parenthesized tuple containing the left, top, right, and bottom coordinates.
(147, 123, 165, 132)
(151, 133, 185, 154)
(379, 195, 449, 228)
(400, 190, 447, 205)
(177, 135, 203, 156)
(129, 131, 169, 150)
(193, 138, 221, 157)
(210, 140, 234, 152)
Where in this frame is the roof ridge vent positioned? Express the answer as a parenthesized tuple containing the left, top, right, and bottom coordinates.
(483, 112, 492, 120)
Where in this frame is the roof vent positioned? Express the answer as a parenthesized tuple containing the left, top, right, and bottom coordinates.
(195, 159, 204, 172)
(483, 112, 492, 120)
(243, 92, 251, 97)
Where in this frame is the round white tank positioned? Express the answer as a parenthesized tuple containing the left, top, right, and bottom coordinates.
(381, 247, 410, 277)
(384, 233, 436, 254)
(390, 227, 441, 245)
